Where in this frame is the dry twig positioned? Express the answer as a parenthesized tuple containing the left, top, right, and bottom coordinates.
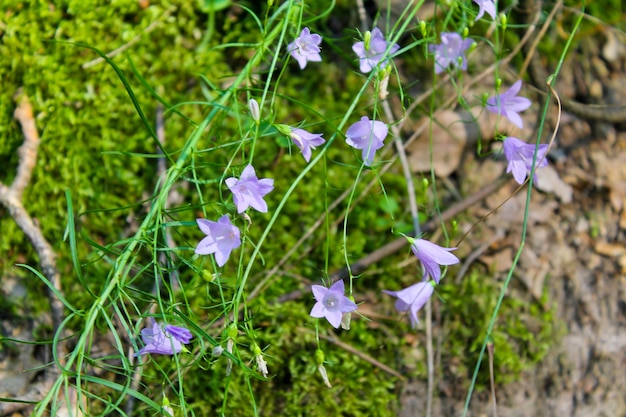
(0, 90, 68, 413)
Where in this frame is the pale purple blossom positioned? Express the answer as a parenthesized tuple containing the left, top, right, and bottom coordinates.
(503, 136, 549, 184)
(383, 281, 435, 328)
(195, 215, 241, 267)
(473, 0, 496, 21)
(310, 280, 358, 329)
(135, 321, 192, 356)
(352, 27, 400, 73)
(290, 128, 325, 162)
(287, 27, 322, 70)
(486, 80, 532, 128)
(429, 32, 474, 74)
(410, 238, 459, 284)
(225, 165, 274, 213)
(345, 116, 388, 166)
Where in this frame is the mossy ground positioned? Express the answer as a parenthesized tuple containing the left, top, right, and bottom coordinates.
(0, 1, 558, 415)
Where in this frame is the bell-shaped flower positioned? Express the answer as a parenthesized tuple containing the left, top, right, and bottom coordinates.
(290, 128, 325, 162)
(473, 0, 496, 21)
(135, 321, 192, 356)
(195, 215, 241, 267)
(429, 32, 474, 74)
(345, 116, 388, 166)
(225, 165, 274, 213)
(503, 136, 549, 185)
(409, 237, 459, 284)
(383, 281, 435, 328)
(352, 27, 400, 73)
(486, 80, 532, 128)
(310, 280, 358, 329)
(287, 27, 322, 70)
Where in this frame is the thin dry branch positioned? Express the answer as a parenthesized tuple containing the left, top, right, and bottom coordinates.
(0, 91, 68, 412)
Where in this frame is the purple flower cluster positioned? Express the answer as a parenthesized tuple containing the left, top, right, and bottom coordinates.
(309, 236, 459, 329)
(157, 17, 553, 377)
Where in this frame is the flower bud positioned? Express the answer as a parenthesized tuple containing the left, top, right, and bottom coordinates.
(248, 98, 260, 124)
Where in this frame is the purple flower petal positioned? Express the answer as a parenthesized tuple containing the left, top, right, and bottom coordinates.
(290, 128, 325, 162)
(345, 116, 388, 166)
(384, 282, 435, 328)
(309, 280, 358, 329)
(486, 80, 532, 128)
(353, 27, 400, 73)
(288, 27, 323, 70)
(195, 215, 241, 267)
(410, 239, 459, 284)
(473, 0, 496, 21)
(136, 322, 192, 356)
(502, 137, 550, 185)
(430, 32, 474, 74)
(226, 165, 274, 213)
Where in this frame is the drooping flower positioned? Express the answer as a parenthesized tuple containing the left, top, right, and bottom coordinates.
(345, 116, 389, 166)
(503, 136, 549, 184)
(290, 128, 325, 162)
(195, 215, 241, 267)
(253, 343, 268, 377)
(473, 0, 496, 21)
(310, 280, 358, 329)
(352, 27, 400, 73)
(287, 27, 322, 70)
(429, 32, 474, 74)
(225, 165, 274, 213)
(409, 237, 459, 284)
(135, 321, 193, 356)
(486, 80, 532, 129)
(383, 281, 435, 328)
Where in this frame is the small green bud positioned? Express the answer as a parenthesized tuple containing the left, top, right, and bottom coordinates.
(274, 123, 292, 137)
(315, 348, 325, 366)
(364, 30, 372, 51)
(495, 78, 502, 90)
(419, 21, 427, 37)
(201, 270, 215, 282)
(227, 323, 238, 339)
(422, 178, 429, 189)
(462, 27, 469, 38)
(500, 13, 507, 30)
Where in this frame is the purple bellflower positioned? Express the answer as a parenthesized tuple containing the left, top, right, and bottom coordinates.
(503, 136, 549, 184)
(310, 280, 358, 329)
(352, 27, 400, 73)
(290, 128, 325, 162)
(345, 116, 389, 166)
(136, 321, 192, 356)
(473, 0, 496, 21)
(429, 32, 474, 74)
(383, 281, 435, 328)
(486, 80, 532, 129)
(195, 215, 241, 267)
(287, 27, 322, 70)
(225, 165, 274, 213)
(409, 237, 459, 284)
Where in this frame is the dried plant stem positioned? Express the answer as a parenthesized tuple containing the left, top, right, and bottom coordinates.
(0, 91, 67, 413)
